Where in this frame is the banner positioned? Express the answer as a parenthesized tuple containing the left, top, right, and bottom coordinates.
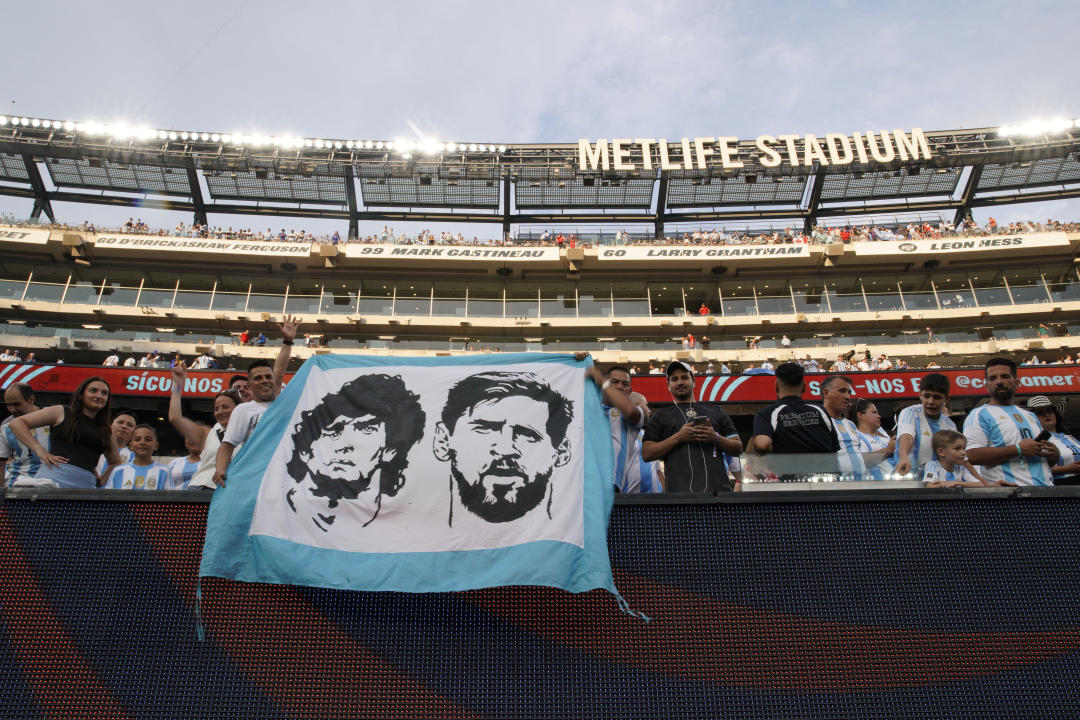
(630, 365, 1080, 404)
(90, 234, 312, 256)
(597, 244, 811, 261)
(0, 364, 295, 398)
(852, 231, 1069, 256)
(0, 226, 50, 244)
(200, 353, 617, 596)
(343, 244, 560, 262)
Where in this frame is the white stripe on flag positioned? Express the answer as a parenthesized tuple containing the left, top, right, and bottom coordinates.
(13, 365, 54, 388)
(697, 377, 714, 401)
(0, 365, 18, 383)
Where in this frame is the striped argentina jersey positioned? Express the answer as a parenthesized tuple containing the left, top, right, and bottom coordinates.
(893, 405, 955, 474)
(104, 461, 171, 490)
(922, 459, 981, 486)
(604, 404, 661, 493)
(0, 417, 50, 485)
(857, 427, 895, 481)
(833, 416, 867, 481)
(963, 404, 1053, 486)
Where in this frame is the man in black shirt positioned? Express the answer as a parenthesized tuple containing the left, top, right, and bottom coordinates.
(642, 361, 742, 492)
(751, 361, 839, 457)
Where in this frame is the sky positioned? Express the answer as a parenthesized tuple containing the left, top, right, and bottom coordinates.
(2, 0, 1078, 237)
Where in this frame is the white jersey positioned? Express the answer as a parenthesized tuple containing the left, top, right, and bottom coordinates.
(96, 447, 133, 477)
(963, 404, 1053, 486)
(222, 401, 270, 451)
(922, 460, 981, 486)
(1049, 432, 1080, 481)
(604, 404, 661, 493)
(893, 405, 956, 474)
(103, 461, 171, 490)
(833, 416, 867, 481)
(1, 417, 50, 484)
(857, 427, 895, 481)
(188, 424, 223, 490)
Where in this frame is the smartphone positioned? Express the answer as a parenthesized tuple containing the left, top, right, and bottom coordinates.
(692, 416, 710, 426)
(1035, 430, 1052, 442)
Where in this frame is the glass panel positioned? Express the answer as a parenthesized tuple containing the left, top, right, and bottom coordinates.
(1048, 281, 1080, 302)
(140, 287, 174, 308)
(613, 297, 650, 316)
(864, 292, 903, 311)
(173, 290, 211, 310)
(286, 294, 321, 315)
(756, 292, 794, 315)
(98, 284, 139, 307)
(64, 280, 100, 305)
(0, 279, 25, 300)
(394, 296, 430, 316)
(647, 284, 682, 316)
(321, 290, 356, 314)
(973, 287, 1010, 306)
(24, 282, 66, 303)
(792, 287, 827, 313)
(1009, 284, 1049, 304)
(901, 291, 937, 309)
(722, 295, 756, 316)
(468, 299, 503, 317)
(540, 285, 576, 318)
(211, 291, 247, 312)
(506, 299, 538, 318)
(357, 296, 393, 315)
(247, 293, 284, 313)
(825, 291, 867, 313)
(578, 293, 611, 317)
(432, 283, 467, 318)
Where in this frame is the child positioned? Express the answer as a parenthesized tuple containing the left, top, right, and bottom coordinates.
(166, 434, 203, 490)
(894, 373, 956, 477)
(103, 424, 170, 490)
(922, 430, 985, 488)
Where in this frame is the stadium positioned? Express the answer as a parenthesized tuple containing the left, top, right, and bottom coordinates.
(3, 2, 1080, 709)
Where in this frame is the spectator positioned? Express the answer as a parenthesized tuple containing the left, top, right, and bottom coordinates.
(103, 352, 120, 367)
(9, 377, 122, 489)
(138, 353, 153, 368)
(1, 383, 47, 485)
(718, 361, 731, 374)
(167, 433, 203, 490)
(922, 430, 986, 487)
(781, 335, 791, 348)
(590, 364, 661, 493)
(854, 399, 896, 481)
(123, 356, 137, 368)
(964, 358, 1057, 486)
(893, 373, 954, 477)
(856, 353, 873, 371)
(228, 374, 252, 403)
(214, 316, 297, 486)
(830, 354, 851, 373)
(255, 332, 267, 346)
(697, 303, 710, 315)
(750, 362, 838, 456)
(96, 411, 137, 476)
(101, 425, 170, 490)
(926, 326, 935, 343)
(0, 349, 13, 363)
(700, 335, 710, 350)
(239, 329, 250, 346)
(170, 366, 240, 492)
(821, 376, 867, 480)
(642, 361, 742, 493)
(1026, 395, 1080, 484)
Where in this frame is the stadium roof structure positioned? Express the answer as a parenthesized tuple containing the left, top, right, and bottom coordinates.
(1, 116, 1079, 237)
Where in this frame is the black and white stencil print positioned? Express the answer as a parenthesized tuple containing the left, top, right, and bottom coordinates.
(249, 362, 585, 554)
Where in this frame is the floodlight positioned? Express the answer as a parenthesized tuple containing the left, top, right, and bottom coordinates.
(334, 141, 342, 149)
(0, 116, 7, 125)
(346, 140, 354, 149)
(31, 118, 40, 127)
(221, 134, 232, 143)
(498, 145, 506, 152)
(211, 133, 220, 141)
(469, 143, 477, 151)
(304, 139, 313, 147)
(402, 152, 412, 159)
(64, 121, 75, 131)
(365, 140, 374, 149)
(200, 132, 209, 141)
(157, 130, 167, 139)
(385, 141, 393, 150)
(314, 139, 324, 148)
(180, 131, 189, 140)
(41, 120, 52, 128)
(446, 142, 457, 152)
(20, 118, 30, 126)
(76, 123, 86, 132)
(169, 131, 178, 140)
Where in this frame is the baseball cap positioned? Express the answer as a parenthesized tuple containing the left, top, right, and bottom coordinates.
(666, 360, 694, 377)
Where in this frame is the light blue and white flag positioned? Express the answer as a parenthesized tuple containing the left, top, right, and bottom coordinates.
(200, 353, 618, 596)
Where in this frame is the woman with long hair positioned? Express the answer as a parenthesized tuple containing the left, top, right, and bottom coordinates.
(853, 398, 897, 481)
(168, 366, 240, 490)
(9, 376, 122, 488)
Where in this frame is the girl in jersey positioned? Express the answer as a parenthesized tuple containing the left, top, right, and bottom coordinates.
(854, 399, 896, 481)
(167, 433, 204, 490)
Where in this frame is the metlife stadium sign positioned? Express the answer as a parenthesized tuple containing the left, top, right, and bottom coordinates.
(578, 129, 931, 172)
(852, 231, 1070, 256)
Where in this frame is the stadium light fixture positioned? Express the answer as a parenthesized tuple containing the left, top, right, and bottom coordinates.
(345, 140, 354, 149)
(169, 131, 178, 140)
(499, 145, 506, 153)
(30, 118, 40, 127)
(0, 116, 7, 125)
(365, 140, 374, 149)
(221, 134, 232, 143)
(211, 133, 220, 142)
(64, 121, 74, 131)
